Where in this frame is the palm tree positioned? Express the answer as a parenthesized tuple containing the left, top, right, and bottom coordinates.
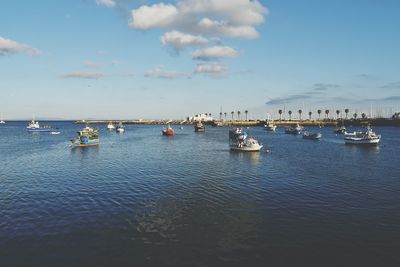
(298, 109, 302, 120)
(336, 110, 340, 119)
(245, 110, 248, 121)
(353, 112, 358, 120)
(361, 113, 367, 119)
(237, 110, 241, 120)
(219, 112, 223, 120)
(345, 108, 349, 119)
(231, 111, 234, 121)
(288, 110, 292, 120)
(325, 109, 330, 119)
(224, 112, 227, 120)
(317, 109, 322, 120)
(278, 109, 283, 121)
(308, 111, 312, 120)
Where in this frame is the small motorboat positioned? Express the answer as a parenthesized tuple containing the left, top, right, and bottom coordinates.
(344, 126, 381, 145)
(71, 127, 99, 147)
(107, 122, 115, 130)
(303, 132, 322, 140)
(230, 137, 263, 152)
(264, 121, 277, 131)
(285, 124, 302, 135)
(334, 125, 346, 134)
(26, 120, 52, 132)
(116, 122, 125, 133)
(50, 131, 61, 135)
(194, 122, 205, 132)
(162, 125, 175, 136)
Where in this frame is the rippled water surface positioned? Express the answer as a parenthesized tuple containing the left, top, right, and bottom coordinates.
(1, 122, 400, 266)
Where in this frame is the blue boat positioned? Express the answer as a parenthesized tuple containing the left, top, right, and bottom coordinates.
(26, 120, 52, 132)
(285, 124, 303, 135)
(71, 126, 99, 147)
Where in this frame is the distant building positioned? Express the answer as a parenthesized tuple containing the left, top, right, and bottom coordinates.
(187, 113, 214, 122)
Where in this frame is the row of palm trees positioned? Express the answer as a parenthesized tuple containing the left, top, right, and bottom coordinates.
(219, 110, 249, 121)
(278, 108, 368, 121)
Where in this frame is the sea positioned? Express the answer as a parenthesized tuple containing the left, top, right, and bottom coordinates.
(0, 122, 399, 266)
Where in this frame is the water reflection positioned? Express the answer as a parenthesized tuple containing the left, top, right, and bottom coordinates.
(230, 151, 262, 166)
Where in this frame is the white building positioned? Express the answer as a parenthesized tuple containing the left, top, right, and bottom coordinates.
(187, 113, 214, 122)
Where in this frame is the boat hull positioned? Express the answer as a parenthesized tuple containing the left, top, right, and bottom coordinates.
(27, 128, 52, 132)
(230, 144, 263, 152)
(345, 138, 380, 145)
(71, 139, 99, 147)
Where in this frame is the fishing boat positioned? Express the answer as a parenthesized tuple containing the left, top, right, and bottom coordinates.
(229, 128, 247, 141)
(264, 121, 277, 131)
(162, 125, 175, 136)
(303, 132, 322, 140)
(70, 126, 99, 147)
(334, 125, 346, 134)
(107, 122, 115, 130)
(116, 122, 125, 133)
(285, 124, 302, 135)
(26, 120, 52, 132)
(344, 126, 381, 145)
(228, 127, 262, 152)
(230, 136, 263, 152)
(194, 122, 205, 132)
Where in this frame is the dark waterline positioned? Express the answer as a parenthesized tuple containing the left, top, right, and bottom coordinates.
(1, 122, 399, 266)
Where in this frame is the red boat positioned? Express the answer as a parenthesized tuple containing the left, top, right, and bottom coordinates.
(162, 125, 175, 136)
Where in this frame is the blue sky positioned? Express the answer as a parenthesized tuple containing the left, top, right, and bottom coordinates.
(0, 0, 399, 120)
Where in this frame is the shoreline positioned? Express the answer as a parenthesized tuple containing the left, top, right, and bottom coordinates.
(74, 118, 400, 127)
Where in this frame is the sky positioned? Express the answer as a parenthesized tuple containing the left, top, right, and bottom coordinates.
(0, 0, 399, 120)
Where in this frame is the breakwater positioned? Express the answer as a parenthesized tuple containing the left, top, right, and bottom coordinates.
(75, 118, 400, 127)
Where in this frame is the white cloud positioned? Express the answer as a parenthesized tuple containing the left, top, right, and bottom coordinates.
(161, 31, 208, 50)
(59, 71, 105, 79)
(192, 45, 239, 61)
(197, 18, 259, 39)
(84, 61, 101, 68)
(96, 0, 116, 8)
(144, 66, 188, 79)
(194, 63, 228, 77)
(0, 37, 41, 56)
(129, 3, 178, 30)
(128, 0, 267, 39)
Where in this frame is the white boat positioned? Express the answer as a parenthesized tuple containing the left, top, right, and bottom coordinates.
(0, 120, 5, 124)
(26, 120, 52, 132)
(264, 121, 277, 131)
(344, 127, 381, 145)
(107, 122, 115, 130)
(230, 137, 263, 152)
(50, 131, 61, 135)
(116, 122, 125, 133)
(0, 113, 5, 124)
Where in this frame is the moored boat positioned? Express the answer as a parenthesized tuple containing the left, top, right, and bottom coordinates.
(229, 127, 262, 152)
(303, 132, 322, 140)
(334, 125, 346, 134)
(107, 122, 115, 130)
(162, 125, 175, 136)
(71, 126, 99, 147)
(264, 121, 277, 131)
(344, 127, 381, 145)
(116, 122, 125, 133)
(26, 120, 52, 132)
(194, 122, 205, 132)
(285, 124, 302, 135)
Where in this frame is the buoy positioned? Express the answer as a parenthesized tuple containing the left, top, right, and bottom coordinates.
(265, 149, 270, 154)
